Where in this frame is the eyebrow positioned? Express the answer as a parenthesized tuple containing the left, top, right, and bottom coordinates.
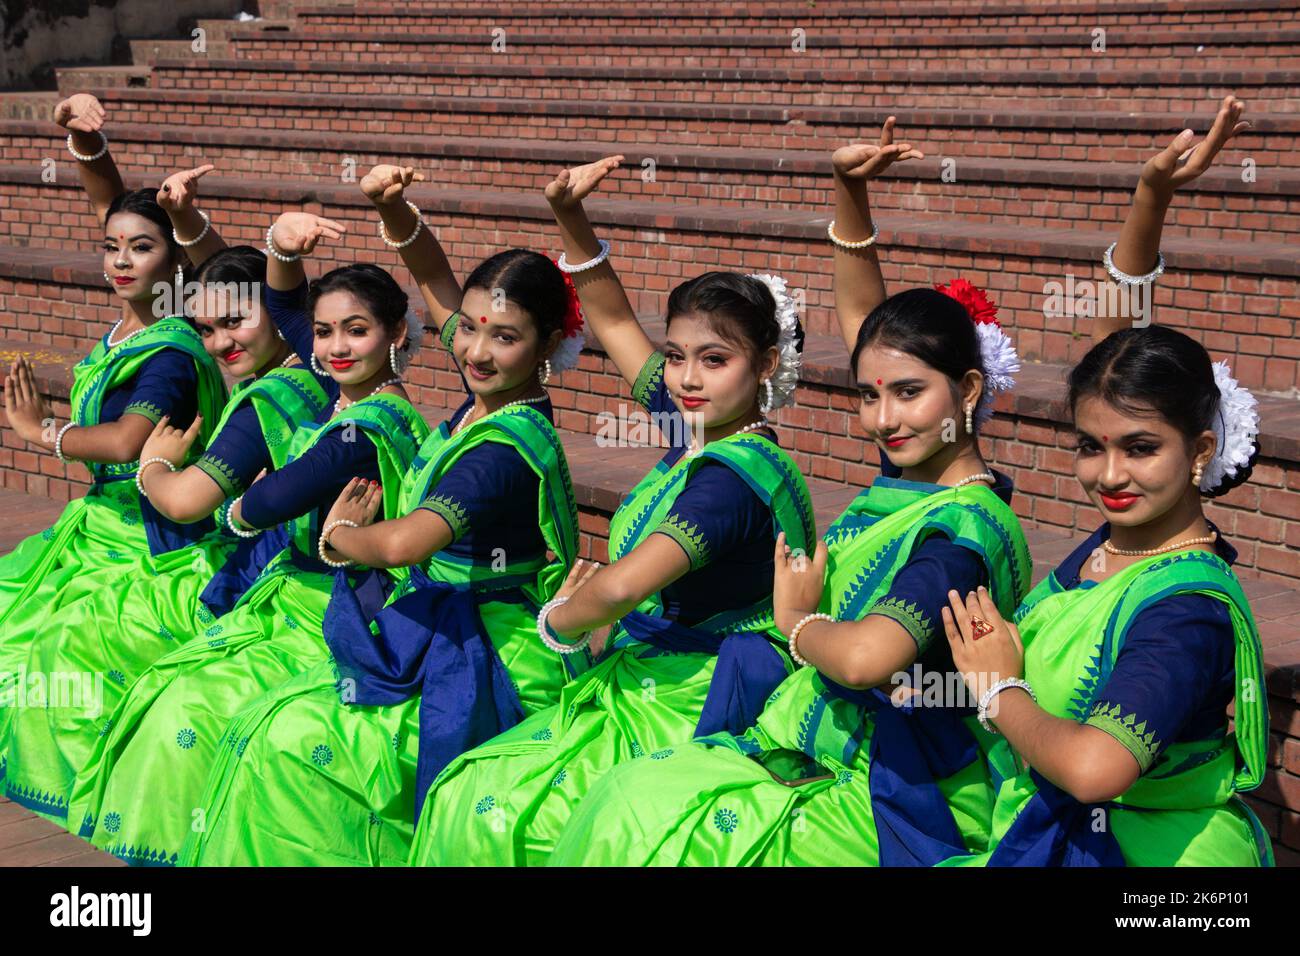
(855, 377, 926, 389)
(664, 340, 735, 353)
(315, 314, 372, 326)
(1075, 429, 1161, 442)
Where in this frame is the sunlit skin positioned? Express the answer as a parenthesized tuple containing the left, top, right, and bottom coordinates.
(192, 287, 294, 379)
(662, 311, 778, 445)
(103, 212, 177, 311)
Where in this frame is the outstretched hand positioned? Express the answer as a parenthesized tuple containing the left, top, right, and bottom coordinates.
(3, 356, 54, 445)
(1140, 94, 1249, 197)
(360, 164, 426, 206)
(545, 155, 624, 209)
(269, 212, 347, 257)
(157, 165, 215, 213)
(53, 93, 105, 133)
(832, 116, 924, 181)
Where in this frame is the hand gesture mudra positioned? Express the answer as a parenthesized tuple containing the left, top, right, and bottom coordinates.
(269, 212, 347, 257)
(360, 164, 426, 206)
(832, 116, 924, 181)
(941, 585, 1025, 707)
(772, 531, 829, 635)
(323, 477, 384, 533)
(139, 414, 204, 468)
(544, 155, 624, 209)
(53, 93, 106, 133)
(3, 356, 54, 445)
(555, 556, 601, 602)
(157, 165, 215, 213)
(1141, 94, 1249, 196)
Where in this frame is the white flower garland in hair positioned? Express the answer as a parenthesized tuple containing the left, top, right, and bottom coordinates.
(393, 308, 426, 374)
(747, 273, 802, 410)
(550, 326, 586, 374)
(1203, 360, 1259, 492)
(973, 322, 1020, 426)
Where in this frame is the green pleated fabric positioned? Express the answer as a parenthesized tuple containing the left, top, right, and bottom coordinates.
(408, 433, 816, 867)
(180, 405, 582, 866)
(938, 547, 1272, 867)
(1, 368, 328, 821)
(63, 395, 428, 866)
(547, 476, 1031, 865)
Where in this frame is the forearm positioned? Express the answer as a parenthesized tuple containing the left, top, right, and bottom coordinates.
(325, 510, 451, 568)
(831, 172, 886, 352)
(548, 568, 642, 640)
(139, 465, 225, 523)
(68, 130, 125, 225)
(56, 416, 152, 464)
(792, 616, 916, 689)
(170, 206, 227, 269)
(374, 203, 461, 330)
(1097, 182, 1172, 341)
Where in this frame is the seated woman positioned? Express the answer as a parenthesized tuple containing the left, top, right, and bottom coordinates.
(408, 155, 818, 867)
(550, 122, 1033, 866)
(180, 164, 589, 866)
(66, 213, 428, 866)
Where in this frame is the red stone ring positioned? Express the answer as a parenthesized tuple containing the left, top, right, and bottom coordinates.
(970, 617, 995, 640)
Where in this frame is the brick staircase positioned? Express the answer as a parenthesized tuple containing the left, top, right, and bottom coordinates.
(0, 0, 1296, 865)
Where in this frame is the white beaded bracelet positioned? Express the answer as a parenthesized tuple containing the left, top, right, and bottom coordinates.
(53, 421, 78, 462)
(67, 130, 109, 163)
(977, 677, 1037, 734)
(318, 518, 358, 568)
(227, 496, 259, 538)
(536, 596, 592, 654)
(265, 225, 301, 263)
(1102, 242, 1165, 286)
(787, 612, 835, 668)
(827, 220, 879, 250)
(174, 209, 211, 248)
(379, 201, 425, 249)
(556, 238, 611, 275)
(134, 457, 177, 498)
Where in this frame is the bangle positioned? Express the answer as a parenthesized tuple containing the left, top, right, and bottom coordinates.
(67, 130, 109, 163)
(379, 201, 424, 249)
(1102, 242, 1165, 286)
(536, 596, 591, 654)
(787, 612, 835, 668)
(227, 495, 259, 538)
(318, 518, 358, 568)
(556, 238, 610, 275)
(134, 457, 177, 498)
(53, 421, 78, 462)
(827, 220, 879, 250)
(265, 224, 301, 263)
(174, 209, 211, 248)
(977, 677, 1036, 735)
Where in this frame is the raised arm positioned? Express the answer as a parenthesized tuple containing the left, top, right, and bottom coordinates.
(544, 155, 653, 391)
(53, 93, 124, 226)
(359, 165, 461, 333)
(156, 164, 227, 269)
(830, 117, 923, 353)
(1097, 95, 1249, 343)
(265, 210, 347, 292)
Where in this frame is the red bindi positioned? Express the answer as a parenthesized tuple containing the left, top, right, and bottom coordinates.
(479, 315, 487, 324)
(1103, 435, 1108, 441)
(876, 379, 883, 386)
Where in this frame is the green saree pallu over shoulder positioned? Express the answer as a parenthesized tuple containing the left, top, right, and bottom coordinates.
(938, 548, 1272, 867)
(0, 319, 225, 776)
(66, 394, 428, 866)
(409, 433, 817, 867)
(1, 368, 329, 822)
(182, 404, 583, 866)
(549, 476, 1033, 866)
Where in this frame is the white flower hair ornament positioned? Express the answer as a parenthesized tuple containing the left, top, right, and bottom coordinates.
(933, 278, 1020, 426)
(1202, 361, 1259, 493)
(747, 272, 803, 411)
(392, 308, 426, 374)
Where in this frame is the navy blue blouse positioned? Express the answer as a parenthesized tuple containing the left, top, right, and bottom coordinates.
(265, 280, 339, 401)
(1051, 525, 1238, 773)
(194, 404, 271, 499)
(100, 347, 198, 430)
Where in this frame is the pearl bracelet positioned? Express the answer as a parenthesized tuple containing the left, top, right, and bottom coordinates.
(265, 225, 301, 263)
(1102, 242, 1165, 286)
(827, 220, 879, 250)
(318, 518, 358, 568)
(67, 130, 109, 163)
(787, 612, 835, 667)
(556, 238, 610, 275)
(379, 201, 425, 249)
(977, 677, 1037, 735)
(536, 596, 592, 655)
(174, 209, 211, 248)
(53, 421, 78, 462)
(134, 457, 177, 498)
(227, 496, 259, 538)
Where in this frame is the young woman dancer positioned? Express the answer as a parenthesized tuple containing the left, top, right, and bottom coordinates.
(408, 155, 818, 866)
(182, 164, 591, 866)
(65, 211, 428, 865)
(550, 125, 1033, 866)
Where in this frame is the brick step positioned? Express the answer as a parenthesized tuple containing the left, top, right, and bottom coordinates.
(123, 59, 1300, 113)
(61, 87, 1300, 171)
(4, 170, 1298, 392)
(212, 27, 1300, 71)
(5, 122, 1294, 243)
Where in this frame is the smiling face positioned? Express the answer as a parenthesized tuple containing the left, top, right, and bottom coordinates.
(312, 289, 405, 385)
(855, 343, 979, 469)
(663, 312, 776, 430)
(103, 212, 176, 303)
(452, 287, 553, 396)
(1072, 395, 1215, 529)
(192, 284, 277, 378)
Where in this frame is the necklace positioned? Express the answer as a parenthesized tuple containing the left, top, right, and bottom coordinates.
(280, 351, 298, 368)
(333, 377, 402, 417)
(106, 319, 146, 349)
(951, 471, 996, 489)
(1102, 532, 1217, 557)
(685, 418, 771, 458)
(454, 393, 549, 434)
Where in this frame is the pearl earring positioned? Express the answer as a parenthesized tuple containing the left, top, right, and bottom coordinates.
(389, 342, 402, 377)
(538, 359, 552, 385)
(965, 402, 974, 434)
(104, 272, 111, 284)
(310, 353, 325, 376)
(759, 379, 774, 415)
(1193, 462, 1204, 487)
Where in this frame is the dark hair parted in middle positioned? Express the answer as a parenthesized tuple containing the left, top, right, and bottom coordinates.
(666, 271, 804, 367)
(851, 287, 983, 386)
(462, 249, 570, 341)
(105, 188, 181, 260)
(308, 263, 409, 336)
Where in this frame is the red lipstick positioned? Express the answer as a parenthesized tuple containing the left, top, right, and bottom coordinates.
(1099, 491, 1140, 511)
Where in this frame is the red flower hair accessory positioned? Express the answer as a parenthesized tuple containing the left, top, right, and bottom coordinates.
(549, 257, 587, 374)
(934, 277, 999, 325)
(932, 276, 1018, 427)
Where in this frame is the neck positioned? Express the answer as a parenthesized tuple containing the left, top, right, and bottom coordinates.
(899, 437, 989, 487)
(474, 378, 547, 416)
(120, 296, 161, 333)
(340, 365, 401, 406)
(1106, 488, 1211, 553)
(251, 340, 295, 379)
(699, 403, 769, 446)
